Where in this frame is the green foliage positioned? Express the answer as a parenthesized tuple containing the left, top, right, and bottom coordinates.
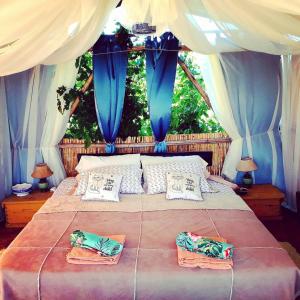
(118, 50, 150, 139)
(57, 28, 223, 146)
(117, 25, 150, 140)
(170, 53, 223, 134)
(63, 52, 102, 148)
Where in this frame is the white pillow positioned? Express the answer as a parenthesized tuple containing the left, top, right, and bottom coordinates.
(166, 172, 203, 201)
(141, 155, 208, 169)
(142, 160, 215, 194)
(75, 154, 141, 173)
(82, 172, 122, 202)
(75, 165, 144, 195)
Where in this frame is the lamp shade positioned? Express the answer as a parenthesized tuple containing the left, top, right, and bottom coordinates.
(31, 163, 53, 179)
(236, 157, 257, 172)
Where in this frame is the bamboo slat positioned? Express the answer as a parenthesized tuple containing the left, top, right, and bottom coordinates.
(59, 133, 231, 176)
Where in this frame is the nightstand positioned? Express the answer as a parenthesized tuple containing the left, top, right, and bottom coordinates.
(240, 184, 285, 220)
(1, 191, 52, 228)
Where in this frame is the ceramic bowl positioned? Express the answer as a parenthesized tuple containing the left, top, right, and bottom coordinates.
(12, 183, 32, 194)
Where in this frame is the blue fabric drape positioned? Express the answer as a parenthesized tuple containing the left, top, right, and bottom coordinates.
(220, 52, 285, 190)
(5, 66, 54, 185)
(5, 70, 36, 184)
(0, 78, 12, 220)
(0, 66, 54, 218)
(93, 35, 128, 153)
(146, 32, 179, 152)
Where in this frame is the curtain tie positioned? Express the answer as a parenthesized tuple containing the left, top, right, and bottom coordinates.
(105, 143, 115, 154)
(154, 141, 167, 153)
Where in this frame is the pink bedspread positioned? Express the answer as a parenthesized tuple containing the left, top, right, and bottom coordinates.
(1, 188, 300, 299)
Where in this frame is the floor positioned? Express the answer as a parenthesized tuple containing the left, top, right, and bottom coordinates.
(1, 208, 300, 251)
(262, 208, 300, 253)
(0, 225, 21, 249)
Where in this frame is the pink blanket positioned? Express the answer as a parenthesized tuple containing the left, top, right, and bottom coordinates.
(1, 192, 300, 299)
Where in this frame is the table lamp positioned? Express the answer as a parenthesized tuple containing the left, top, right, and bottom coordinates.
(31, 163, 53, 192)
(236, 157, 257, 188)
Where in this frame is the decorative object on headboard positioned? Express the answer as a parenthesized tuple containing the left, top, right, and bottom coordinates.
(236, 157, 257, 188)
(77, 151, 213, 167)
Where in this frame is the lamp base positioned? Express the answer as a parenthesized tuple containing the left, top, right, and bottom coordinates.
(242, 172, 253, 188)
(38, 178, 49, 192)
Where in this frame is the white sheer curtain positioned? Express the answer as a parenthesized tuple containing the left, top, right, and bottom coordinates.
(198, 54, 242, 180)
(0, 0, 117, 76)
(2, 0, 300, 76)
(119, 0, 300, 55)
(281, 55, 300, 211)
(41, 60, 78, 186)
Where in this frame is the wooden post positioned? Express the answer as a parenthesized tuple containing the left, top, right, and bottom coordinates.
(177, 57, 213, 110)
(69, 73, 94, 117)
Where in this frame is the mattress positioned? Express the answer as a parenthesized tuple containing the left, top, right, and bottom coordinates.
(0, 178, 299, 300)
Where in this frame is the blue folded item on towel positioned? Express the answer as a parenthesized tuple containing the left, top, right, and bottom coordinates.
(176, 231, 234, 259)
(70, 230, 123, 256)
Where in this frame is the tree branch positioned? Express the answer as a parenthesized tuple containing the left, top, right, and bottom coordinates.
(69, 73, 93, 117)
(177, 56, 213, 110)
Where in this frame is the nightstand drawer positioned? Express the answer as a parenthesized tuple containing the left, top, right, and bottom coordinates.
(2, 191, 51, 228)
(4, 202, 44, 227)
(240, 184, 284, 220)
(246, 201, 281, 218)
(6, 210, 37, 225)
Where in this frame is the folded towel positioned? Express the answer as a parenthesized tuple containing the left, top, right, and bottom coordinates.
(70, 230, 124, 256)
(176, 233, 233, 269)
(177, 247, 233, 269)
(176, 232, 234, 259)
(67, 235, 125, 265)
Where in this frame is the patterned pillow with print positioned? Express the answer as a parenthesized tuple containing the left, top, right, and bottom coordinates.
(166, 172, 204, 201)
(142, 160, 216, 194)
(82, 172, 123, 202)
(74, 165, 143, 195)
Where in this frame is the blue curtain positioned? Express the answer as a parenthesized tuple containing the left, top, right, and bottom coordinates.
(146, 32, 179, 152)
(5, 66, 54, 185)
(5, 70, 35, 184)
(0, 66, 54, 219)
(0, 78, 12, 220)
(220, 52, 285, 190)
(93, 35, 128, 153)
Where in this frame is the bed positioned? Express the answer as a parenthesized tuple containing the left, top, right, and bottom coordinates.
(1, 154, 300, 300)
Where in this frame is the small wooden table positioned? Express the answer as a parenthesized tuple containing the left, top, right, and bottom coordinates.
(2, 191, 52, 228)
(240, 184, 285, 220)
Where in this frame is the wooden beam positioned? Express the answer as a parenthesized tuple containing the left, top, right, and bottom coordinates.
(69, 73, 94, 117)
(130, 45, 191, 52)
(91, 45, 191, 53)
(177, 57, 213, 110)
